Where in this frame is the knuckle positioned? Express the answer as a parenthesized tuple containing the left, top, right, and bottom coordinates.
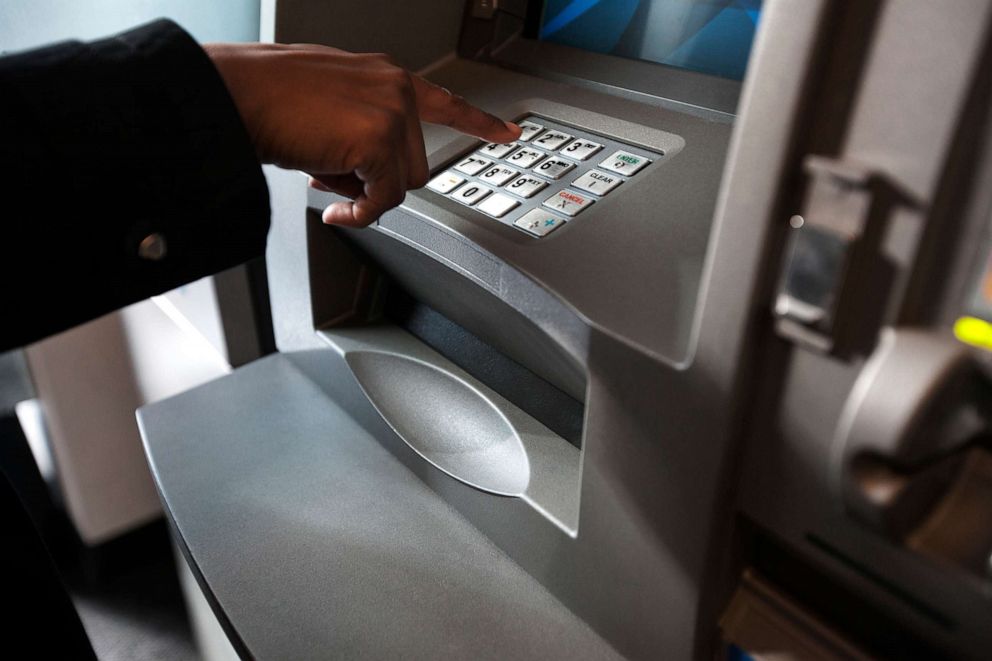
(371, 52, 399, 68)
(384, 110, 407, 139)
(355, 112, 386, 139)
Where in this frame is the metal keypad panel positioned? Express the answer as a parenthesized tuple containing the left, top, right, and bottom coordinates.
(426, 115, 662, 238)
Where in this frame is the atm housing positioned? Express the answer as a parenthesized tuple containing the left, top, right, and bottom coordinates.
(276, 3, 739, 656)
(137, 1, 992, 660)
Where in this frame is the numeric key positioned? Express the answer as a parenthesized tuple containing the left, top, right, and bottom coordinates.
(450, 182, 493, 206)
(516, 121, 544, 142)
(533, 130, 572, 150)
(454, 155, 493, 176)
(505, 175, 548, 198)
(560, 139, 603, 161)
(506, 147, 545, 168)
(480, 142, 517, 158)
(532, 157, 575, 180)
(479, 165, 519, 186)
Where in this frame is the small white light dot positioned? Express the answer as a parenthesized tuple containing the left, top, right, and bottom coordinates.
(789, 214, 805, 229)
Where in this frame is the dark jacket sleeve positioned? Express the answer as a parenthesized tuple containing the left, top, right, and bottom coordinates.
(0, 19, 270, 351)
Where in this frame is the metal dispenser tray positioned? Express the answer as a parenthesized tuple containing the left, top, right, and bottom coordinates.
(138, 353, 619, 661)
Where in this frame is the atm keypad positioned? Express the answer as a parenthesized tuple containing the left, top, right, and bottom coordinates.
(429, 115, 660, 237)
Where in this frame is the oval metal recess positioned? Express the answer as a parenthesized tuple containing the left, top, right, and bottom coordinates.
(345, 351, 531, 496)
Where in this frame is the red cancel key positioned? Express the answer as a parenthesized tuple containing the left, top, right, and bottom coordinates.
(542, 189, 594, 216)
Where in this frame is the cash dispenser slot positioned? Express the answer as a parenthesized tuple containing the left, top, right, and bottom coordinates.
(317, 325, 582, 535)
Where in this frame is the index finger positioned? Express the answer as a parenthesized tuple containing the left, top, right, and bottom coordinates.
(411, 75, 521, 143)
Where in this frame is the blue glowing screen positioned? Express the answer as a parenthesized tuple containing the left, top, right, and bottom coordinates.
(539, 0, 762, 80)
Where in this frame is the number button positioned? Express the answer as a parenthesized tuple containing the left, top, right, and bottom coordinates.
(533, 130, 572, 150)
(480, 165, 519, 186)
(450, 183, 493, 206)
(454, 155, 493, 176)
(515, 209, 567, 237)
(505, 175, 548, 199)
(480, 142, 517, 158)
(560, 139, 603, 161)
(571, 170, 622, 196)
(517, 121, 544, 142)
(506, 147, 545, 168)
(533, 157, 575, 180)
(426, 170, 465, 194)
(599, 150, 651, 175)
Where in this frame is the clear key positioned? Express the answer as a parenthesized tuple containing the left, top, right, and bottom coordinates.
(572, 169, 622, 196)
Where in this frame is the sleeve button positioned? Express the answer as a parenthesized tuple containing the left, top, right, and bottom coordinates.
(138, 233, 168, 261)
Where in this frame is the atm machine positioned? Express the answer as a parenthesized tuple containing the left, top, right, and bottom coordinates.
(138, 1, 992, 659)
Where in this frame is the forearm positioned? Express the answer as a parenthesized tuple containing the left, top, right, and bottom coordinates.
(0, 19, 269, 351)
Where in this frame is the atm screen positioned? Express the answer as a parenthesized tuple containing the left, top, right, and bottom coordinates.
(536, 0, 762, 80)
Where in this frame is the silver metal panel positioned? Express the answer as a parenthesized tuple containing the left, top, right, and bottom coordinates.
(310, 81, 731, 367)
(734, 0, 992, 657)
(273, 0, 463, 70)
(138, 354, 620, 661)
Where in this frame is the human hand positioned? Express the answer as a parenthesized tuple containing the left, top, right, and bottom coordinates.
(205, 42, 520, 226)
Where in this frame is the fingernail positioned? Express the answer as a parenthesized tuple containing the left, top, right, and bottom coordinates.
(504, 121, 521, 133)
